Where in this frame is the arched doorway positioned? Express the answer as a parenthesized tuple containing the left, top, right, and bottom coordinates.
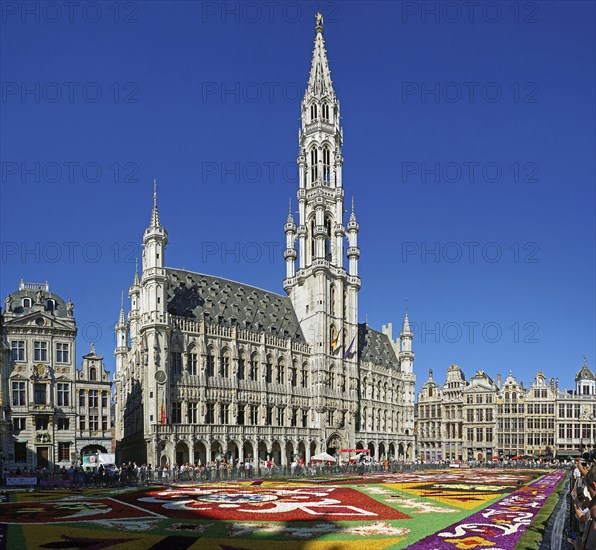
(310, 441, 317, 458)
(298, 441, 306, 460)
(326, 433, 341, 456)
(211, 441, 223, 462)
(368, 442, 375, 460)
(398, 443, 405, 461)
(226, 441, 239, 464)
(243, 441, 254, 461)
(175, 441, 189, 466)
(286, 441, 294, 465)
(389, 443, 396, 459)
(258, 440, 268, 462)
(356, 441, 364, 450)
(194, 441, 207, 466)
(271, 441, 282, 465)
(379, 442, 386, 461)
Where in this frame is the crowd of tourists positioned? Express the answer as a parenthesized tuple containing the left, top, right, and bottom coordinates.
(569, 456, 596, 549)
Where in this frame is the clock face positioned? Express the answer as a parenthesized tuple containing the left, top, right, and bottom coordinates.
(155, 370, 167, 384)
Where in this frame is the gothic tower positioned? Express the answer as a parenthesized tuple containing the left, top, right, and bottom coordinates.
(140, 181, 168, 450)
(284, 14, 361, 446)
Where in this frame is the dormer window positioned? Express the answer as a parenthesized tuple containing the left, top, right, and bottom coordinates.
(46, 299, 56, 312)
(22, 298, 31, 308)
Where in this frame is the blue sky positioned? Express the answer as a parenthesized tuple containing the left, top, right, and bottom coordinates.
(1, 1, 594, 393)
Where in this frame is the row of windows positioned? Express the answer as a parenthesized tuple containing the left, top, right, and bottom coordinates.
(309, 102, 331, 123)
(11, 340, 70, 363)
(465, 427, 494, 442)
(79, 415, 109, 431)
(169, 402, 308, 428)
(12, 441, 71, 463)
(12, 416, 71, 431)
(170, 351, 311, 388)
(465, 409, 494, 422)
(11, 382, 109, 408)
(558, 425, 595, 439)
(465, 394, 494, 404)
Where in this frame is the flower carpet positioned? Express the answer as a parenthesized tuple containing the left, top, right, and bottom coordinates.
(0, 468, 565, 549)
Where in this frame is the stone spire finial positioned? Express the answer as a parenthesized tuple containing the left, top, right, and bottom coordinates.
(150, 178, 161, 228)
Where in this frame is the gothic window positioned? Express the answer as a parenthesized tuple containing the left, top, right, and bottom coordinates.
(189, 347, 198, 375)
(310, 103, 318, 122)
(310, 148, 318, 184)
(206, 348, 215, 377)
(310, 219, 316, 258)
(171, 352, 182, 375)
(322, 146, 331, 183)
(330, 284, 335, 316)
(172, 402, 182, 423)
(188, 402, 197, 423)
(322, 102, 329, 121)
(220, 404, 229, 424)
(325, 216, 332, 259)
(266, 356, 273, 384)
(291, 362, 297, 387)
(302, 362, 309, 387)
(220, 349, 230, 378)
(277, 359, 285, 385)
(250, 353, 259, 380)
(329, 365, 335, 388)
(238, 352, 246, 380)
(206, 403, 215, 424)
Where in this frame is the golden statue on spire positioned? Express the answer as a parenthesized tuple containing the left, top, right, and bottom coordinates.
(316, 12, 324, 27)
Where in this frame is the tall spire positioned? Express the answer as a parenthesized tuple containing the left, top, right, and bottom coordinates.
(133, 258, 140, 285)
(150, 177, 161, 228)
(307, 12, 335, 99)
(118, 291, 125, 324)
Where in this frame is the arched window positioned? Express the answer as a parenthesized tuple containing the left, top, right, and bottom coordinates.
(188, 346, 198, 375)
(322, 103, 329, 121)
(266, 355, 273, 384)
(310, 103, 318, 122)
(310, 148, 318, 184)
(220, 349, 230, 378)
(250, 353, 259, 381)
(330, 284, 335, 316)
(277, 358, 285, 385)
(238, 351, 245, 380)
(22, 298, 31, 308)
(325, 216, 332, 260)
(310, 219, 316, 258)
(89, 367, 97, 381)
(302, 362, 309, 387)
(322, 146, 331, 184)
(46, 299, 56, 312)
(206, 347, 215, 377)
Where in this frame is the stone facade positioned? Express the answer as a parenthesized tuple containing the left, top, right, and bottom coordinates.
(416, 358, 596, 461)
(1, 280, 112, 470)
(114, 17, 416, 469)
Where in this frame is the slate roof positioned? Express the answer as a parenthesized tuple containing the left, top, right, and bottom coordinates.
(166, 269, 306, 342)
(358, 323, 400, 370)
(6, 289, 69, 318)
